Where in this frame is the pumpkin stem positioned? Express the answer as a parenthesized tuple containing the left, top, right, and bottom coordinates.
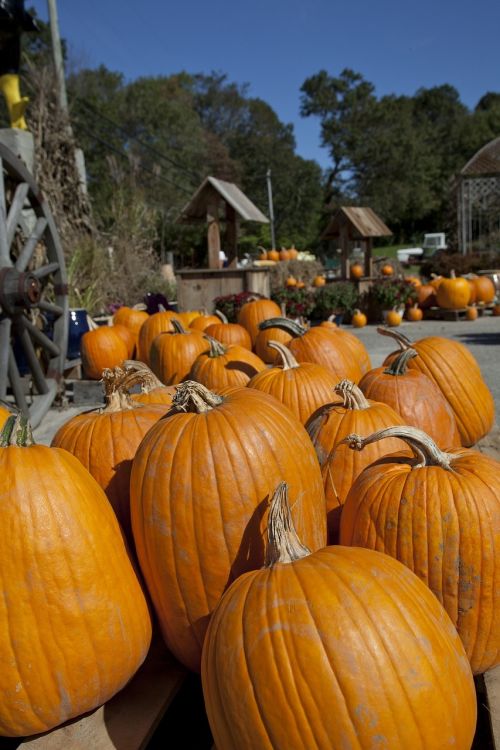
(204, 335, 227, 358)
(268, 340, 299, 370)
(376, 327, 412, 350)
(100, 365, 146, 412)
(265, 482, 311, 567)
(383, 348, 418, 376)
(340, 426, 460, 470)
(334, 379, 370, 410)
(173, 380, 224, 413)
(171, 319, 188, 334)
(214, 309, 228, 324)
(122, 360, 164, 392)
(259, 317, 306, 337)
(0, 413, 34, 447)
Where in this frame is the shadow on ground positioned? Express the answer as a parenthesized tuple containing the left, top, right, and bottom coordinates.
(455, 332, 500, 346)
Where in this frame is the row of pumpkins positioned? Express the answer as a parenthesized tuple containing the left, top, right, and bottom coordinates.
(410, 270, 497, 311)
(0, 296, 498, 748)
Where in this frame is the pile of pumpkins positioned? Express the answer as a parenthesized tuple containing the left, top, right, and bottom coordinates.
(408, 271, 498, 321)
(1, 295, 498, 749)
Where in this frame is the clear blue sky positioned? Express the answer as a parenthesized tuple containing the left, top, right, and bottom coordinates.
(30, 0, 500, 168)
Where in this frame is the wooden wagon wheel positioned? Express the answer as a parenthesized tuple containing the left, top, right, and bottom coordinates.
(0, 142, 68, 428)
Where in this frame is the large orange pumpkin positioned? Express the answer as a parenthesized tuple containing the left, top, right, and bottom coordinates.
(237, 298, 281, 344)
(359, 348, 461, 449)
(80, 326, 129, 380)
(150, 319, 208, 385)
(0, 404, 10, 429)
(472, 275, 495, 304)
(0, 415, 152, 737)
(202, 482, 476, 750)
(254, 322, 293, 363)
(137, 310, 180, 365)
(205, 310, 252, 350)
(130, 382, 326, 672)
(189, 313, 222, 332)
(52, 365, 171, 544)
(260, 317, 362, 383)
(436, 270, 471, 309)
(112, 323, 136, 357)
(247, 341, 338, 424)
(113, 306, 149, 340)
(340, 425, 500, 674)
(379, 327, 494, 446)
(189, 336, 265, 389)
(306, 379, 406, 542)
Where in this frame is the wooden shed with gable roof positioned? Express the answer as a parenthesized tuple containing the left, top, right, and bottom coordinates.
(177, 176, 269, 269)
(322, 206, 392, 279)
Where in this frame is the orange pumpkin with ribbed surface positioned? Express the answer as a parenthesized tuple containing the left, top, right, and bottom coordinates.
(472, 275, 495, 304)
(202, 482, 476, 750)
(189, 337, 265, 389)
(380, 327, 494, 446)
(150, 320, 208, 385)
(340, 426, 500, 675)
(329, 326, 371, 375)
(52, 365, 170, 544)
(247, 341, 338, 424)
(359, 348, 461, 449)
(112, 323, 136, 357)
(350, 262, 364, 280)
(113, 306, 148, 339)
(418, 284, 437, 308)
(237, 298, 281, 344)
(0, 404, 9, 429)
(177, 310, 203, 327)
(436, 270, 471, 309)
(189, 313, 222, 332)
(306, 380, 406, 542)
(130, 382, 326, 672)
(81, 326, 129, 380)
(205, 310, 252, 350)
(260, 318, 362, 383)
(0, 415, 152, 737)
(406, 303, 423, 321)
(267, 249, 279, 261)
(254, 323, 293, 363)
(386, 308, 402, 326)
(351, 309, 367, 328)
(137, 310, 180, 365)
(466, 305, 478, 320)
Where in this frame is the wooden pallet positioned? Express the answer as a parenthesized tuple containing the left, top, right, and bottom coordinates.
(10, 637, 186, 750)
(423, 304, 493, 320)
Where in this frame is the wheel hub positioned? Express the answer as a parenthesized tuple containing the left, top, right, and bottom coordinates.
(0, 267, 42, 314)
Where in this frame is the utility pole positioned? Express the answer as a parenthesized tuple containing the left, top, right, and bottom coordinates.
(47, 0, 68, 114)
(266, 168, 276, 250)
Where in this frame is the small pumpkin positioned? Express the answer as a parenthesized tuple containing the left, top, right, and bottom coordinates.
(359, 348, 461, 449)
(286, 275, 297, 287)
(340, 426, 500, 674)
(0, 415, 152, 737)
(247, 340, 338, 424)
(279, 247, 291, 261)
(296, 280, 305, 289)
(150, 319, 208, 385)
(406, 303, 423, 321)
(202, 482, 477, 750)
(130, 382, 326, 671)
(288, 244, 299, 260)
(319, 315, 337, 330)
(404, 275, 422, 288)
(472, 275, 495, 304)
(417, 284, 437, 308)
(189, 336, 265, 389)
(205, 310, 252, 350)
(385, 308, 402, 327)
(436, 270, 471, 310)
(466, 305, 478, 321)
(52, 364, 171, 544)
(80, 326, 129, 380)
(137, 309, 181, 365)
(381, 263, 394, 276)
(350, 262, 364, 280)
(312, 275, 326, 287)
(351, 308, 367, 328)
(267, 249, 280, 262)
(237, 298, 284, 344)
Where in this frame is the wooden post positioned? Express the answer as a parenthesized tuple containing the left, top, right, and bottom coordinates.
(225, 203, 238, 267)
(207, 198, 221, 269)
(365, 237, 373, 277)
(340, 223, 349, 280)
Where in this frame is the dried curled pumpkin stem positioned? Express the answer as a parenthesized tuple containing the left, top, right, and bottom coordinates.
(340, 426, 460, 470)
(334, 379, 370, 410)
(259, 317, 306, 337)
(0, 413, 34, 447)
(268, 340, 298, 370)
(122, 360, 165, 392)
(265, 482, 311, 567)
(383, 348, 418, 376)
(100, 365, 156, 412)
(214, 309, 228, 324)
(173, 381, 224, 413)
(376, 327, 413, 350)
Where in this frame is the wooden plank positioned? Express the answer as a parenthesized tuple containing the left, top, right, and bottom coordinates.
(485, 665, 500, 749)
(20, 638, 186, 750)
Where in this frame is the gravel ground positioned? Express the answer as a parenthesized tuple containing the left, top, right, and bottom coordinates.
(33, 315, 500, 447)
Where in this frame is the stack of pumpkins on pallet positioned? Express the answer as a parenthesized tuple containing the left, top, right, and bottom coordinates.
(416, 271, 497, 319)
(0, 296, 498, 749)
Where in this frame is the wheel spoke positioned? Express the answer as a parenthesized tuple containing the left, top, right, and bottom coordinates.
(38, 299, 64, 317)
(15, 217, 48, 271)
(0, 158, 11, 267)
(6, 182, 29, 247)
(8, 346, 28, 414)
(23, 316, 60, 357)
(16, 319, 49, 394)
(34, 262, 59, 279)
(0, 317, 11, 399)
